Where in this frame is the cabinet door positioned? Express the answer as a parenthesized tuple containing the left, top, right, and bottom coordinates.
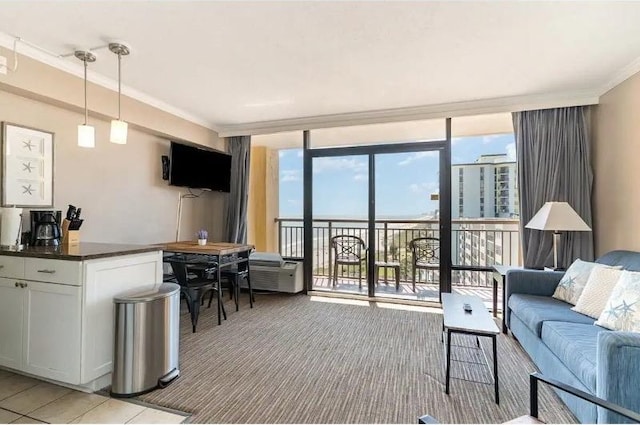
(0, 278, 24, 370)
(23, 281, 81, 384)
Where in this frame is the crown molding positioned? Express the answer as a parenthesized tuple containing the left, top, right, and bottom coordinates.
(0, 32, 218, 132)
(598, 54, 640, 97)
(217, 91, 601, 137)
(1, 31, 618, 139)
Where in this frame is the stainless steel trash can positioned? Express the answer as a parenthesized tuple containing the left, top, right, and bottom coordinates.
(111, 282, 180, 397)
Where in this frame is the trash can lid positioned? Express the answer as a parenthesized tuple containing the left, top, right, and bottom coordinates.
(114, 282, 180, 303)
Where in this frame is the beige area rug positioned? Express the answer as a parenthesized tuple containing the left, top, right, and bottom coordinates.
(138, 293, 576, 424)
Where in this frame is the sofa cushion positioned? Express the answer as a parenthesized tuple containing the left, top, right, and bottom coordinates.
(541, 321, 608, 391)
(508, 293, 594, 336)
(596, 270, 640, 331)
(572, 266, 623, 319)
(597, 250, 640, 271)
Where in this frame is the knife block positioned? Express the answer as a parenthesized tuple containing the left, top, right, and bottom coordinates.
(61, 219, 80, 246)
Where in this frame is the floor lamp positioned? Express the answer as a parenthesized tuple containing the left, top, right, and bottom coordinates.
(525, 202, 592, 270)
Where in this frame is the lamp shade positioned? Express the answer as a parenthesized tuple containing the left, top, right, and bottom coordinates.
(525, 202, 591, 232)
(77, 124, 95, 148)
(110, 119, 128, 144)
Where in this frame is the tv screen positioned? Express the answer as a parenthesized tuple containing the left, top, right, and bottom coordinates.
(169, 142, 232, 192)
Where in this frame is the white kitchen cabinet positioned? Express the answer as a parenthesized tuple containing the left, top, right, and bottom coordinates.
(0, 247, 163, 390)
(0, 278, 24, 370)
(22, 280, 82, 384)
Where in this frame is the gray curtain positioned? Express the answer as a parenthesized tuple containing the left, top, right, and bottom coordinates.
(225, 135, 251, 244)
(512, 106, 594, 269)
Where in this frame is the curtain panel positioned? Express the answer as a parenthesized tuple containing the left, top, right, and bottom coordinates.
(512, 106, 594, 269)
(225, 135, 251, 244)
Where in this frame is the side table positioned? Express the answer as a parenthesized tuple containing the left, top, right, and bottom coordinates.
(492, 265, 524, 334)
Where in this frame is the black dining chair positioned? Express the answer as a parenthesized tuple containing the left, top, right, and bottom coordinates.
(330, 235, 368, 289)
(168, 260, 226, 332)
(218, 268, 254, 311)
(408, 237, 440, 292)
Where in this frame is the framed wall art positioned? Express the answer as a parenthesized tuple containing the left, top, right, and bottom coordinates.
(1, 122, 54, 207)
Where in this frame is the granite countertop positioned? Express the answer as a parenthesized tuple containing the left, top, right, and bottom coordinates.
(0, 243, 162, 261)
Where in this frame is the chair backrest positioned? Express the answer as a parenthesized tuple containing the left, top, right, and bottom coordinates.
(331, 235, 366, 261)
(409, 237, 439, 265)
(167, 261, 189, 287)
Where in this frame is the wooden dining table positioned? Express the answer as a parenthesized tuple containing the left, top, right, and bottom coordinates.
(160, 241, 254, 325)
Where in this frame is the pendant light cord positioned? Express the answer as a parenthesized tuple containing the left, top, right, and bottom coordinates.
(83, 59, 88, 125)
(117, 53, 122, 120)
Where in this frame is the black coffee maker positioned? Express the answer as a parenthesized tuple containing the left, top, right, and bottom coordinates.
(30, 210, 62, 246)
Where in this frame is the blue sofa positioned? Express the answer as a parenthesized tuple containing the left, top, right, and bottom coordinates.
(505, 250, 640, 424)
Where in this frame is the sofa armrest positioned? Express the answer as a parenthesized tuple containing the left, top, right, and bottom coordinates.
(505, 269, 564, 299)
(597, 331, 640, 424)
(505, 270, 564, 329)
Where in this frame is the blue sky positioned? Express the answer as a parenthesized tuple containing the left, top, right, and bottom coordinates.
(278, 133, 515, 218)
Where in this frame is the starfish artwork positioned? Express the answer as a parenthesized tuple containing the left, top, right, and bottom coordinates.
(22, 139, 35, 152)
(21, 184, 34, 195)
(22, 162, 33, 173)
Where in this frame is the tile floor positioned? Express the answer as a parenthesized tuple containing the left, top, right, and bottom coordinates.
(0, 370, 187, 424)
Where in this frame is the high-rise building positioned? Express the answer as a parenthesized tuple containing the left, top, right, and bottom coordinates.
(451, 154, 520, 286)
(451, 154, 519, 219)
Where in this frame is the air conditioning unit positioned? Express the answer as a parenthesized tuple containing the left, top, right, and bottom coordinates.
(243, 252, 303, 293)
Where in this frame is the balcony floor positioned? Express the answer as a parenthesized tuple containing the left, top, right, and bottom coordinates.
(312, 276, 501, 310)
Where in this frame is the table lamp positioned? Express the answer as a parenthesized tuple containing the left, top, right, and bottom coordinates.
(525, 201, 591, 270)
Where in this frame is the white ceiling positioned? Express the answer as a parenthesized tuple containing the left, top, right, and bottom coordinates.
(1, 1, 640, 134)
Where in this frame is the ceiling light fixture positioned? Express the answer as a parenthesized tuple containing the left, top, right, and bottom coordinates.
(108, 42, 130, 145)
(74, 50, 97, 148)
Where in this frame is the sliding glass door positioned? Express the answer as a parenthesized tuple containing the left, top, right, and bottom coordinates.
(372, 152, 441, 300)
(303, 125, 452, 300)
(310, 154, 369, 295)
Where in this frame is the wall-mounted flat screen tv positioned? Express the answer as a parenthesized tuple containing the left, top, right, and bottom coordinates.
(169, 141, 231, 192)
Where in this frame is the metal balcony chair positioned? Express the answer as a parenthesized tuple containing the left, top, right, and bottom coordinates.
(409, 237, 440, 292)
(330, 235, 368, 289)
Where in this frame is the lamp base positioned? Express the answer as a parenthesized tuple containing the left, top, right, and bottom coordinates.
(544, 266, 566, 272)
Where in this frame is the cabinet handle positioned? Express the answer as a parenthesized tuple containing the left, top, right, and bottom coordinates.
(37, 269, 56, 274)
(22, 283, 27, 288)
(14, 282, 19, 287)
(0, 265, 4, 268)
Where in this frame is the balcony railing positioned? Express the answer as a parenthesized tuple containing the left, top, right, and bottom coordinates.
(275, 218, 521, 288)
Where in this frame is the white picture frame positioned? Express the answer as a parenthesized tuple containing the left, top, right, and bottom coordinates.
(1, 123, 54, 207)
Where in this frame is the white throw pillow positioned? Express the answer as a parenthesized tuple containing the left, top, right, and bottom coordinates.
(572, 267, 623, 319)
(596, 270, 640, 332)
(553, 260, 619, 305)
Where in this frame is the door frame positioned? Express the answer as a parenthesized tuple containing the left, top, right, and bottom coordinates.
(302, 118, 452, 299)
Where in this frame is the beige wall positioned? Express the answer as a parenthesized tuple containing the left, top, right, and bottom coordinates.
(0, 51, 226, 245)
(592, 70, 640, 255)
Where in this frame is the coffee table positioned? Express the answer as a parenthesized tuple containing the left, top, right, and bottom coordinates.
(441, 293, 500, 404)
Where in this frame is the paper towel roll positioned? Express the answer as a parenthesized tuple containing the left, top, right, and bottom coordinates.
(0, 207, 23, 247)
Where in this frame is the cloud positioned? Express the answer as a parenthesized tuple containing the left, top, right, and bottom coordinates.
(409, 182, 438, 194)
(482, 135, 502, 144)
(398, 151, 438, 166)
(287, 199, 301, 206)
(506, 143, 516, 161)
(281, 169, 301, 182)
(297, 150, 304, 158)
(353, 173, 367, 182)
(313, 157, 366, 174)
(451, 137, 463, 146)
(278, 150, 288, 158)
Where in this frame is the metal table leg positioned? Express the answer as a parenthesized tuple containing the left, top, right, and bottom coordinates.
(445, 330, 452, 395)
(493, 335, 499, 404)
(216, 266, 222, 325)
